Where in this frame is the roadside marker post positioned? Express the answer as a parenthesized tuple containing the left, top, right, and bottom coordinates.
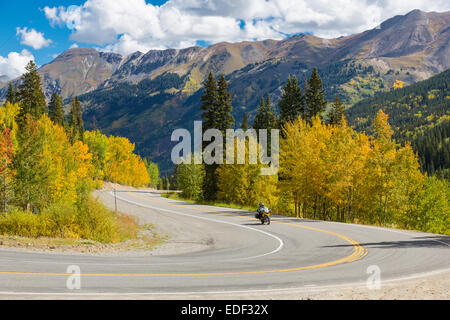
(114, 188, 118, 214)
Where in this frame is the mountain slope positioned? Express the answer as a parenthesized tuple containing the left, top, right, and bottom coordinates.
(0, 10, 448, 173)
(77, 10, 449, 172)
(2, 10, 449, 101)
(347, 69, 450, 177)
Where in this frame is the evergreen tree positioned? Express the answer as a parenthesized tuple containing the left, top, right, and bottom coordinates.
(5, 82, 18, 104)
(216, 75, 235, 133)
(253, 95, 277, 132)
(278, 75, 304, 132)
(305, 67, 327, 122)
(199, 73, 234, 200)
(252, 95, 277, 155)
(253, 97, 266, 130)
(48, 93, 66, 127)
(69, 97, 84, 143)
(200, 72, 219, 131)
(241, 113, 249, 131)
(17, 61, 46, 124)
(12, 115, 50, 212)
(327, 95, 346, 126)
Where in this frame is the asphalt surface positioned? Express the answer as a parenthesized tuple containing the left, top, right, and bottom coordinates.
(0, 190, 449, 298)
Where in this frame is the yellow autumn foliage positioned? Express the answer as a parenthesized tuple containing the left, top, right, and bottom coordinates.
(85, 131, 150, 187)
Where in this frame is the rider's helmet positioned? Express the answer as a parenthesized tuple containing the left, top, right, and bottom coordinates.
(259, 202, 264, 207)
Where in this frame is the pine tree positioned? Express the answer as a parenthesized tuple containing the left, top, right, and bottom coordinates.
(200, 72, 219, 131)
(48, 93, 66, 127)
(5, 82, 18, 104)
(327, 95, 346, 125)
(253, 97, 266, 130)
(69, 97, 84, 143)
(241, 113, 249, 131)
(305, 67, 327, 122)
(12, 114, 50, 212)
(278, 75, 304, 132)
(17, 61, 46, 124)
(199, 73, 234, 200)
(253, 95, 277, 132)
(216, 75, 235, 133)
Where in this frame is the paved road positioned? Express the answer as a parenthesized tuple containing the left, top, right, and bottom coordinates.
(0, 190, 449, 298)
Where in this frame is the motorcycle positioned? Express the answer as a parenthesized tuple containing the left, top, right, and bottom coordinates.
(255, 208, 271, 225)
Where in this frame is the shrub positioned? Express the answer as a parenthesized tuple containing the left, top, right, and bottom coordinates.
(0, 197, 138, 243)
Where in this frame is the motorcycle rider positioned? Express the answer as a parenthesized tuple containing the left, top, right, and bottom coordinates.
(256, 202, 265, 219)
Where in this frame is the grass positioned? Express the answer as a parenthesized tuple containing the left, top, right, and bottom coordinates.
(0, 196, 163, 246)
(162, 192, 256, 212)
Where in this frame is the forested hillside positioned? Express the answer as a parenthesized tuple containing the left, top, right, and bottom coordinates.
(0, 10, 447, 174)
(347, 69, 450, 177)
(0, 61, 155, 243)
(172, 71, 449, 235)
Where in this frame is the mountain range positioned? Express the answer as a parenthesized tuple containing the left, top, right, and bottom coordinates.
(1, 9, 449, 172)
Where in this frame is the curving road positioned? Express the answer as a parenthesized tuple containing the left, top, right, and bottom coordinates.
(0, 190, 449, 298)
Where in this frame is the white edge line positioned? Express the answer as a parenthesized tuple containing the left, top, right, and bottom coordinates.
(151, 190, 450, 247)
(111, 191, 285, 260)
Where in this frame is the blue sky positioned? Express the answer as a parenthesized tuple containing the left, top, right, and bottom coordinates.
(1, 0, 449, 80)
(0, 1, 168, 68)
(0, 1, 83, 67)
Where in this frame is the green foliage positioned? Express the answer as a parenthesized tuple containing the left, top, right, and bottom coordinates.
(278, 111, 449, 234)
(216, 138, 278, 208)
(84, 130, 109, 181)
(200, 72, 220, 131)
(241, 113, 249, 131)
(143, 158, 160, 188)
(0, 197, 133, 243)
(69, 96, 84, 143)
(5, 82, 19, 104)
(347, 69, 450, 177)
(253, 95, 277, 132)
(0, 69, 148, 243)
(327, 95, 346, 125)
(277, 75, 304, 130)
(412, 119, 450, 178)
(200, 73, 235, 200)
(403, 176, 450, 235)
(175, 156, 205, 200)
(216, 75, 235, 132)
(12, 115, 52, 212)
(48, 93, 66, 128)
(17, 61, 46, 123)
(160, 175, 171, 190)
(305, 67, 327, 122)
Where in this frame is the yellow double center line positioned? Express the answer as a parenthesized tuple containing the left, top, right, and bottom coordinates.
(0, 191, 367, 277)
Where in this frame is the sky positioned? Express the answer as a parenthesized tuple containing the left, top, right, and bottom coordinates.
(1, 0, 449, 80)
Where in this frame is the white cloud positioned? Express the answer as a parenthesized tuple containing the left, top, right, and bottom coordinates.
(70, 43, 79, 49)
(16, 27, 52, 50)
(44, 0, 450, 55)
(0, 49, 35, 79)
